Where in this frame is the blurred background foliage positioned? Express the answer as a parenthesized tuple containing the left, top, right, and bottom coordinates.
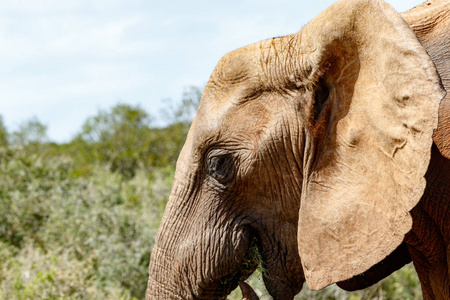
(0, 86, 421, 299)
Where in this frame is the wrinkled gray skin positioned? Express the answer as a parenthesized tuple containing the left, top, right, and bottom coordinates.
(147, 0, 450, 299)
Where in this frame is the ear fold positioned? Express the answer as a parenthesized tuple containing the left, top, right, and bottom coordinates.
(296, 0, 445, 290)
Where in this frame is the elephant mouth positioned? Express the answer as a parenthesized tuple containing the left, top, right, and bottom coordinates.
(216, 235, 262, 299)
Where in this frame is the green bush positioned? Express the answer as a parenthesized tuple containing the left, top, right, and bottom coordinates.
(0, 148, 172, 299)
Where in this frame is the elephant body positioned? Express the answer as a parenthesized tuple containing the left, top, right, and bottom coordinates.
(147, 1, 450, 299)
(403, 1, 450, 299)
(407, 145, 450, 299)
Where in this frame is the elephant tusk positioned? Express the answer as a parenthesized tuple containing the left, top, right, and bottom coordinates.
(239, 281, 260, 300)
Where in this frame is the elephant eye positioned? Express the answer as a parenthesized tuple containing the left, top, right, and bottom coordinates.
(207, 154, 233, 183)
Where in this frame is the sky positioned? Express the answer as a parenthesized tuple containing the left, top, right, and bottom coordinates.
(0, 0, 424, 143)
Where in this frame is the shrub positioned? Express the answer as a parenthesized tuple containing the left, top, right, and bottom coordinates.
(0, 148, 172, 299)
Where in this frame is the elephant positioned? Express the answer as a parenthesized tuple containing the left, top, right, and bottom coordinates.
(147, 0, 450, 299)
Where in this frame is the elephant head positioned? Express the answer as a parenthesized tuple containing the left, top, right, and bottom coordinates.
(147, 0, 445, 298)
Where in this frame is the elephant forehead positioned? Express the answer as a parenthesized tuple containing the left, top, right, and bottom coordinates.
(211, 46, 260, 84)
(205, 34, 300, 102)
(194, 95, 271, 144)
(194, 46, 267, 137)
(189, 35, 302, 152)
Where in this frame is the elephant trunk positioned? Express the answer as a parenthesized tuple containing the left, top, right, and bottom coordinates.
(146, 174, 196, 299)
(146, 245, 187, 299)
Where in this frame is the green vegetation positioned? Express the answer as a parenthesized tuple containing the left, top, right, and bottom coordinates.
(0, 145, 170, 299)
(0, 87, 421, 299)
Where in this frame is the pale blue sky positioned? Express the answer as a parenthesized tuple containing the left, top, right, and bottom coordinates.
(0, 0, 424, 142)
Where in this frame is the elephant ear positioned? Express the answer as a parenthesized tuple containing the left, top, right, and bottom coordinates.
(296, 0, 445, 290)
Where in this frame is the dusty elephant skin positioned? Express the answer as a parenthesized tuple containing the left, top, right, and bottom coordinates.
(146, 0, 449, 299)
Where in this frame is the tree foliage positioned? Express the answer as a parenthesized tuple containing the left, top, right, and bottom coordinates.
(75, 104, 153, 178)
(71, 87, 202, 178)
(10, 117, 48, 147)
(0, 116, 8, 147)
